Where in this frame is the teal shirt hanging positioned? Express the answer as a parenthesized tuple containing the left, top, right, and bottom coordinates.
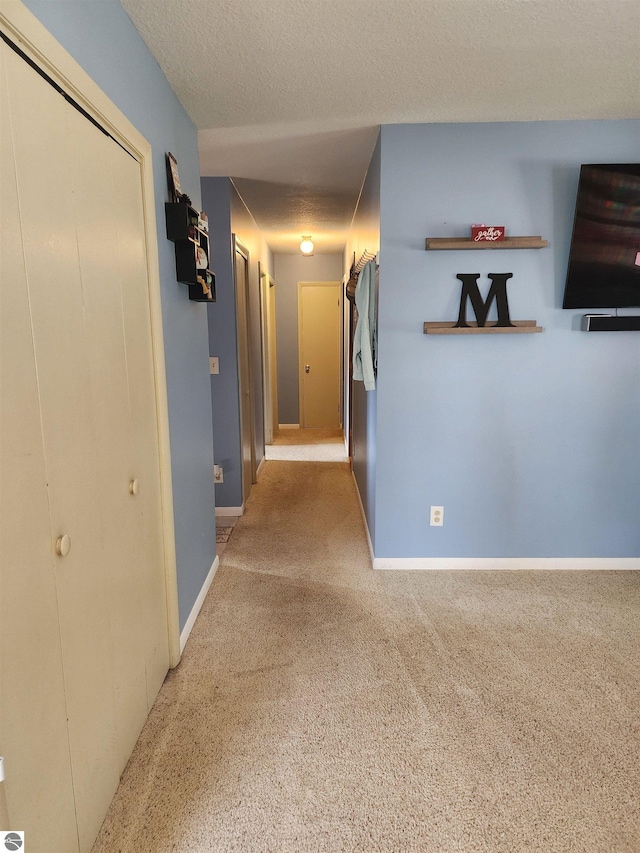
(352, 260, 377, 391)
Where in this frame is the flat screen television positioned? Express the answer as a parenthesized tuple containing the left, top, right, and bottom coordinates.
(562, 163, 640, 308)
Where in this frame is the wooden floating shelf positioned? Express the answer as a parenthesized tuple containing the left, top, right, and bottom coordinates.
(424, 320, 542, 335)
(425, 236, 548, 250)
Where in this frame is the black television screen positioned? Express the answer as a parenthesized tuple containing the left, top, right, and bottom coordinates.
(562, 163, 640, 308)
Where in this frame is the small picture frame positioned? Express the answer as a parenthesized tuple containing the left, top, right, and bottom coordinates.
(166, 152, 182, 202)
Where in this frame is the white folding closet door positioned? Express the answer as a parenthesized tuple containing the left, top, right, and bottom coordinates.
(0, 37, 170, 853)
(64, 106, 149, 805)
(0, 41, 80, 853)
(114, 154, 170, 709)
(4, 42, 120, 852)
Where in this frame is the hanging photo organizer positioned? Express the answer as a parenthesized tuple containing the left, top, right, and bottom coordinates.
(164, 153, 216, 302)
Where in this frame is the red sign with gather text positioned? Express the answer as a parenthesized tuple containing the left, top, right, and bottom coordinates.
(471, 225, 505, 242)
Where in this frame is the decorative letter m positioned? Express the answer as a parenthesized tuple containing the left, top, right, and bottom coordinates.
(455, 273, 514, 328)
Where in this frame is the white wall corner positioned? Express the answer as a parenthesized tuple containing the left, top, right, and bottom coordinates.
(179, 555, 219, 654)
(351, 471, 374, 566)
(215, 505, 245, 517)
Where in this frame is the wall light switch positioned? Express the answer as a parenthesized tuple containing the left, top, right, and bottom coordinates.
(209, 357, 219, 375)
(430, 506, 444, 526)
(214, 465, 223, 483)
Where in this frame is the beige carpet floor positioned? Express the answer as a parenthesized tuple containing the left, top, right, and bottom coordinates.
(265, 428, 348, 462)
(92, 461, 640, 853)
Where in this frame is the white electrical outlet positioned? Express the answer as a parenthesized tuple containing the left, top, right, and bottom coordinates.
(214, 465, 224, 483)
(430, 506, 444, 526)
(209, 357, 219, 375)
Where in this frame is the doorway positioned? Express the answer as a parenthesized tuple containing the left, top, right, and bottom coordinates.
(298, 281, 342, 429)
(260, 266, 278, 445)
(234, 236, 256, 501)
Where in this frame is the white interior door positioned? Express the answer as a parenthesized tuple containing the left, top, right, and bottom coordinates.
(260, 270, 278, 444)
(298, 282, 342, 428)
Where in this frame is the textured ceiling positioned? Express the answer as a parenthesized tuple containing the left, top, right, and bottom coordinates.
(121, 0, 640, 253)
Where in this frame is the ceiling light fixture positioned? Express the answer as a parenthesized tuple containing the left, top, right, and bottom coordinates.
(300, 236, 314, 256)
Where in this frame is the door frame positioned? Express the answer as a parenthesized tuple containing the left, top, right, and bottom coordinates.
(233, 235, 256, 498)
(0, 2, 181, 666)
(297, 281, 342, 429)
(259, 264, 278, 445)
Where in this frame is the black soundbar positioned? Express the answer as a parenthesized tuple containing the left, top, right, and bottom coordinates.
(582, 315, 640, 332)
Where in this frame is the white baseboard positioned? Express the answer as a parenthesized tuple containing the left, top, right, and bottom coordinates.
(348, 474, 638, 573)
(373, 557, 640, 571)
(351, 471, 374, 566)
(278, 423, 299, 429)
(215, 505, 244, 517)
(180, 555, 219, 653)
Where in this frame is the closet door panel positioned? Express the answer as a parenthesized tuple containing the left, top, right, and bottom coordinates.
(5, 45, 117, 852)
(0, 43, 79, 853)
(113, 151, 170, 707)
(65, 106, 149, 841)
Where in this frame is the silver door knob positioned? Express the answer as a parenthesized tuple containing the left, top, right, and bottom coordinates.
(305, 364, 311, 373)
(55, 534, 71, 557)
(129, 479, 139, 495)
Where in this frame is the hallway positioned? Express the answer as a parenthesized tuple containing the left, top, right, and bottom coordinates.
(92, 460, 639, 853)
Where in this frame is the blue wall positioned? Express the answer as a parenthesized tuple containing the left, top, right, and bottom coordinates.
(230, 185, 273, 476)
(345, 136, 382, 543)
(376, 121, 640, 558)
(24, 0, 217, 626)
(201, 177, 243, 508)
(348, 133, 381, 541)
(201, 177, 274, 509)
